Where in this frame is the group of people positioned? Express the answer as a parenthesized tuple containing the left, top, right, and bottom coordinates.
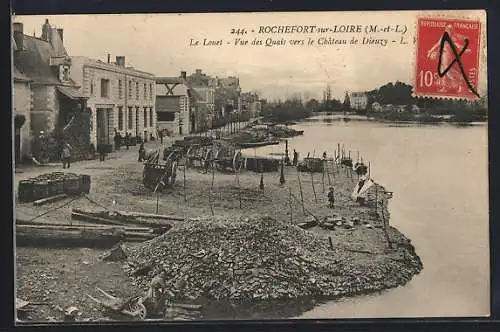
(114, 131, 134, 151)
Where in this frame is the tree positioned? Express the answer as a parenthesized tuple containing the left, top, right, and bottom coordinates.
(342, 91, 351, 112)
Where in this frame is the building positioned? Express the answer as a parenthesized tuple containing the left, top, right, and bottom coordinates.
(349, 92, 368, 110)
(240, 91, 261, 118)
(187, 69, 216, 113)
(155, 72, 193, 136)
(69, 55, 156, 147)
(215, 76, 242, 116)
(13, 19, 89, 161)
(13, 66, 33, 163)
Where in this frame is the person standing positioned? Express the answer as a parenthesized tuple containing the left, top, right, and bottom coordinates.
(328, 186, 335, 208)
(138, 142, 145, 162)
(292, 149, 298, 166)
(61, 141, 72, 169)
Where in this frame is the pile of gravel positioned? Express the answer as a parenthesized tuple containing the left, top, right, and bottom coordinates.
(124, 216, 422, 303)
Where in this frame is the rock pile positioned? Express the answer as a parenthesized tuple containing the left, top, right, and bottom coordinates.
(124, 216, 422, 304)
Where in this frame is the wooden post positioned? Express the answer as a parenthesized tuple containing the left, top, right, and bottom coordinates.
(156, 192, 159, 214)
(289, 186, 293, 224)
(183, 165, 187, 202)
(368, 161, 371, 178)
(297, 172, 306, 215)
(209, 163, 215, 216)
(311, 171, 317, 203)
(237, 173, 242, 209)
(321, 162, 326, 192)
(328, 236, 334, 250)
(381, 202, 392, 249)
(259, 173, 264, 191)
(280, 159, 285, 185)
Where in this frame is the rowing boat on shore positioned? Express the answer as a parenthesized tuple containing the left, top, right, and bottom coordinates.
(238, 140, 281, 148)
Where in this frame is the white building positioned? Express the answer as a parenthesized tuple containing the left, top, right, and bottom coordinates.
(70, 55, 156, 147)
(350, 92, 368, 110)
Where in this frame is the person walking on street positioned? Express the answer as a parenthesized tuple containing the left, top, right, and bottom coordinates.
(125, 133, 130, 150)
(292, 149, 298, 166)
(98, 144, 107, 162)
(138, 142, 145, 162)
(328, 186, 335, 208)
(61, 141, 72, 169)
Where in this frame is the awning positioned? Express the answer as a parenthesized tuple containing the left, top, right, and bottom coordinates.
(57, 86, 87, 100)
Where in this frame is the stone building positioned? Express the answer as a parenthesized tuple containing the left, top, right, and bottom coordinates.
(349, 92, 368, 110)
(156, 71, 207, 136)
(13, 66, 33, 163)
(69, 55, 156, 147)
(13, 19, 89, 162)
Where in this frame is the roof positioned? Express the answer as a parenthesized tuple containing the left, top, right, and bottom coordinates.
(14, 35, 75, 86)
(156, 77, 186, 84)
(57, 85, 86, 99)
(189, 88, 205, 102)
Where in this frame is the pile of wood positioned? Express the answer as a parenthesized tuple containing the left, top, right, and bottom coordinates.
(18, 172, 91, 203)
(15, 208, 180, 248)
(297, 158, 324, 173)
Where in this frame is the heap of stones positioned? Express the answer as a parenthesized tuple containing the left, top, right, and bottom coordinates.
(124, 216, 422, 303)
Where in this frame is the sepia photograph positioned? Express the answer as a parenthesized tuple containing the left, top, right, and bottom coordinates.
(12, 10, 489, 323)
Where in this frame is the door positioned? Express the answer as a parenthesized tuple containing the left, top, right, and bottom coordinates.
(96, 109, 109, 145)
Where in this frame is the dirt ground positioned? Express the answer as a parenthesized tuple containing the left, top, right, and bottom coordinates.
(14, 141, 421, 322)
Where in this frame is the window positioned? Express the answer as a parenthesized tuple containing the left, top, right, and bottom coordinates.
(149, 107, 153, 126)
(144, 107, 148, 127)
(143, 83, 147, 100)
(90, 80, 94, 95)
(128, 107, 133, 130)
(118, 107, 124, 130)
(158, 112, 175, 122)
(128, 80, 132, 98)
(118, 80, 123, 98)
(100, 79, 110, 98)
(150, 83, 153, 100)
(136, 81, 139, 100)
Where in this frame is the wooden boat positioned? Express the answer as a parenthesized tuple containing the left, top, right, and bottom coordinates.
(239, 140, 280, 148)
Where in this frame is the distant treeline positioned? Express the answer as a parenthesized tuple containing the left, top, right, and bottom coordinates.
(260, 81, 487, 123)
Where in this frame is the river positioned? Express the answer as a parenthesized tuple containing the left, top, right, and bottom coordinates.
(245, 115, 490, 318)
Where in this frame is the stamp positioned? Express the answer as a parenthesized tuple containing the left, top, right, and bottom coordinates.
(414, 17, 481, 100)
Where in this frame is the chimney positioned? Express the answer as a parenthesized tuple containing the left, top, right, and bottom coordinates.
(57, 28, 63, 43)
(107, 54, 111, 63)
(195, 69, 202, 75)
(180, 71, 187, 80)
(115, 56, 125, 67)
(13, 22, 24, 51)
(42, 18, 51, 41)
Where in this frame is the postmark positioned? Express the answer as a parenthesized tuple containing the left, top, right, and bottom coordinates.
(414, 17, 481, 100)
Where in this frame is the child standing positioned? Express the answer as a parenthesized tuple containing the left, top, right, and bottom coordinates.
(328, 186, 335, 208)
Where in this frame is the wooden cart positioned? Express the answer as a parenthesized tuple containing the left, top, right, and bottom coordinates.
(185, 143, 214, 169)
(211, 140, 244, 173)
(142, 152, 178, 191)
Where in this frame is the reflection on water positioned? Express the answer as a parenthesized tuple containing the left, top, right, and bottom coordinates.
(246, 116, 489, 318)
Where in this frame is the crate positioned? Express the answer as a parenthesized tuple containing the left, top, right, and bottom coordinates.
(79, 174, 91, 194)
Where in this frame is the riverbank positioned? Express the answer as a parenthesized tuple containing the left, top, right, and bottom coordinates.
(15, 141, 422, 322)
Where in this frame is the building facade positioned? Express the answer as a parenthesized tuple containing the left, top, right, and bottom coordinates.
(13, 19, 89, 162)
(155, 73, 192, 136)
(350, 92, 368, 110)
(13, 67, 33, 162)
(69, 55, 156, 147)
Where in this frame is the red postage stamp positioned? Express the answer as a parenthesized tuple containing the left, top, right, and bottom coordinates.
(414, 17, 481, 100)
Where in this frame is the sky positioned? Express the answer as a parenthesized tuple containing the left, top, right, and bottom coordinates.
(13, 11, 487, 100)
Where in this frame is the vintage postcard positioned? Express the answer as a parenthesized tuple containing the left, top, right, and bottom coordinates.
(12, 10, 488, 323)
